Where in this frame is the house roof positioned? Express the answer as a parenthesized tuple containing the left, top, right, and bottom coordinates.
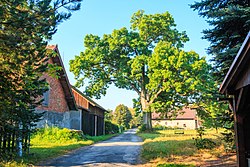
(152, 107, 197, 120)
(219, 32, 250, 94)
(71, 86, 106, 112)
(46, 45, 78, 111)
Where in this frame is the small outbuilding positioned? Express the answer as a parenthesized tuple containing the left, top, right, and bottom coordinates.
(151, 108, 199, 130)
(71, 86, 106, 136)
(219, 32, 250, 167)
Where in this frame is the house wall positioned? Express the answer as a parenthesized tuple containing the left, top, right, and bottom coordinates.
(152, 119, 198, 130)
(35, 109, 81, 130)
(37, 70, 69, 112)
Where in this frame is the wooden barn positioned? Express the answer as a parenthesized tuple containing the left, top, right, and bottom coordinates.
(37, 45, 106, 136)
(219, 32, 250, 167)
(36, 45, 80, 130)
(71, 86, 106, 136)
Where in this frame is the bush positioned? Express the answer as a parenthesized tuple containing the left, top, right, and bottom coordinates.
(194, 138, 216, 150)
(153, 124, 166, 130)
(138, 124, 147, 132)
(221, 130, 235, 152)
(31, 127, 85, 143)
(105, 121, 119, 134)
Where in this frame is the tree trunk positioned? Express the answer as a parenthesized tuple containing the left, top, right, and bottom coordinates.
(143, 111, 152, 130)
(141, 95, 152, 130)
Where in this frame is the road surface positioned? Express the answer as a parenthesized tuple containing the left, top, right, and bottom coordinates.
(41, 129, 142, 167)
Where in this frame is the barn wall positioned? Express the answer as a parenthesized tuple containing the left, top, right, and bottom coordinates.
(152, 119, 198, 129)
(35, 110, 81, 130)
(37, 71, 69, 112)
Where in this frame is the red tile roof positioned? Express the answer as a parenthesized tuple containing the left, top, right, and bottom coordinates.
(152, 107, 197, 120)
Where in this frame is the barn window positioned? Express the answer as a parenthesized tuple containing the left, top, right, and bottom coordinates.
(42, 87, 50, 106)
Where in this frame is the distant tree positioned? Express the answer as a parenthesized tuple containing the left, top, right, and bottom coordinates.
(128, 108, 142, 128)
(70, 10, 211, 129)
(113, 104, 132, 129)
(0, 0, 82, 157)
(191, 0, 250, 82)
(105, 109, 113, 121)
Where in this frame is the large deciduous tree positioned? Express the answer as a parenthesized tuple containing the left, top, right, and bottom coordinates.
(70, 10, 211, 129)
(190, 0, 250, 82)
(0, 0, 82, 157)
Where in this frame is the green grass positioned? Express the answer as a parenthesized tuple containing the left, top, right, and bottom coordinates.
(138, 129, 223, 166)
(0, 127, 117, 167)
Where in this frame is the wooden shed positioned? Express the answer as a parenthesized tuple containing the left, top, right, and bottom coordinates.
(219, 32, 250, 167)
(71, 86, 106, 136)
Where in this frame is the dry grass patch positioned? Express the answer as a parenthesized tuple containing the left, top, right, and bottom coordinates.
(138, 129, 236, 167)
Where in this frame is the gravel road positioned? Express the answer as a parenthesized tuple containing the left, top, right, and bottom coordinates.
(40, 129, 142, 167)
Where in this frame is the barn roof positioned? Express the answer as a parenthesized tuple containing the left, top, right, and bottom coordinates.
(219, 32, 250, 94)
(152, 107, 197, 120)
(46, 45, 78, 111)
(71, 86, 106, 112)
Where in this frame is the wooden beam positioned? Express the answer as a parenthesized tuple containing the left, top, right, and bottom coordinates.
(236, 88, 244, 112)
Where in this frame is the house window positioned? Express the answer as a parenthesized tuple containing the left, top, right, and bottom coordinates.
(42, 88, 50, 106)
(183, 124, 186, 128)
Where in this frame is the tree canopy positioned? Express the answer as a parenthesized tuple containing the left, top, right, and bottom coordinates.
(70, 10, 213, 129)
(191, 0, 250, 81)
(0, 0, 82, 156)
(112, 104, 132, 129)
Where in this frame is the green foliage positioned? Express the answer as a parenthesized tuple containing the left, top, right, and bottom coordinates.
(138, 124, 147, 132)
(112, 104, 132, 129)
(31, 127, 85, 143)
(191, 0, 250, 81)
(193, 127, 216, 150)
(221, 130, 235, 152)
(0, 0, 82, 156)
(70, 10, 213, 129)
(194, 138, 216, 150)
(196, 127, 205, 139)
(104, 109, 113, 121)
(104, 121, 119, 134)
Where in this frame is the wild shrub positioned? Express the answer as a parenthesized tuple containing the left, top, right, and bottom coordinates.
(194, 138, 216, 150)
(193, 127, 216, 149)
(31, 127, 85, 143)
(221, 130, 235, 152)
(105, 121, 119, 134)
(138, 124, 147, 132)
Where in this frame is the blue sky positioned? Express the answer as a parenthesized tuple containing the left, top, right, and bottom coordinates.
(50, 0, 210, 111)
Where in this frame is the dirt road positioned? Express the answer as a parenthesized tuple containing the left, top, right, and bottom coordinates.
(41, 129, 142, 167)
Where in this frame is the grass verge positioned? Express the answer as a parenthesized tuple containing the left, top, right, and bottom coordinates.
(138, 129, 235, 167)
(0, 127, 117, 167)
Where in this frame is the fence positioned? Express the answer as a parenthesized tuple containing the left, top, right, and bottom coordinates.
(0, 125, 30, 159)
